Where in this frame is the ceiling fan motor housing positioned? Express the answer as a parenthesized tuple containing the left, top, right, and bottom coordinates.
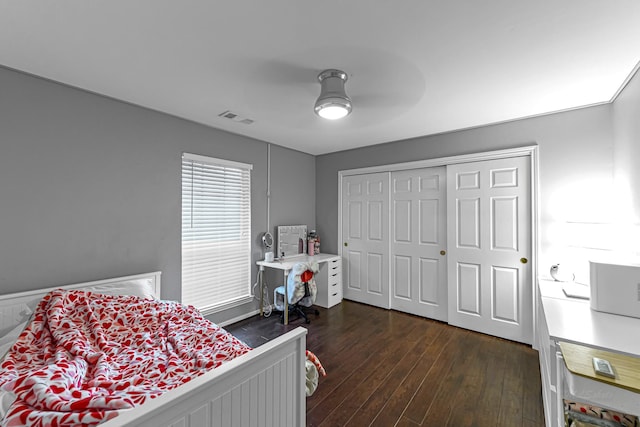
(315, 69, 352, 117)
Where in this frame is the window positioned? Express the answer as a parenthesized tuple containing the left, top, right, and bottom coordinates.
(181, 153, 252, 314)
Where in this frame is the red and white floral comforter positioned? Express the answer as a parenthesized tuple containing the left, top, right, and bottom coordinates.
(0, 290, 251, 427)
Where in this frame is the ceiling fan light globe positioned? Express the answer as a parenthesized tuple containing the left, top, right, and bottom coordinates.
(315, 101, 351, 120)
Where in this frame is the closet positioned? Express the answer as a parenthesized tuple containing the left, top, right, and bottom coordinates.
(340, 150, 533, 344)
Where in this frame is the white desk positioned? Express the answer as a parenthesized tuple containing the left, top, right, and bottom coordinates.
(539, 279, 640, 357)
(257, 254, 340, 324)
(537, 279, 640, 425)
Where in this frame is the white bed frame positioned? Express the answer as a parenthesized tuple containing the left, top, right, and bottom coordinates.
(0, 272, 307, 427)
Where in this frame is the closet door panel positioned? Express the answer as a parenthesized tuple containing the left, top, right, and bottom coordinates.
(341, 173, 390, 309)
(457, 198, 480, 248)
(394, 200, 411, 242)
(367, 253, 384, 295)
(393, 255, 411, 299)
(492, 197, 518, 251)
(492, 266, 519, 323)
(345, 251, 362, 290)
(419, 199, 439, 244)
(447, 156, 532, 344)
(368, 201, 384, 241)
(457, 262, 481, 315)
(420, 258, 439, 304)
(390, 167, 447, 321)
(347, 202, 362, 239)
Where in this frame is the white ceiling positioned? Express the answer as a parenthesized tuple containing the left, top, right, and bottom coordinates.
(2, 1, 640, 155)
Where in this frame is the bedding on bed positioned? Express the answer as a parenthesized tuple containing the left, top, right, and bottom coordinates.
(0, 289, 250, 427)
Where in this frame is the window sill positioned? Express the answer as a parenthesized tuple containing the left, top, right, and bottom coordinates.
(197, 295, 254, 316)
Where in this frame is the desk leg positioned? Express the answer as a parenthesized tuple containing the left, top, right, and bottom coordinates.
(258, 266, 265, 317)
(283, 269, 290, 325)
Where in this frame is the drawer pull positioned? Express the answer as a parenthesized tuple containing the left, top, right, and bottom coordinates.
(332, 293, 338, 297)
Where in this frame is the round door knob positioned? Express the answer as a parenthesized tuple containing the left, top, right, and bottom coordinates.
(440, 250, 446, 256)
(344, 242, 348, 247)
(520, 257, 528, 264)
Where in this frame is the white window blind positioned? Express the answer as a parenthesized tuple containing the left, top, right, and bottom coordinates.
(181, 153, 252, 313)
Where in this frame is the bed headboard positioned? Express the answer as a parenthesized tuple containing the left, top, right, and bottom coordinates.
(0, 271, 162, 334)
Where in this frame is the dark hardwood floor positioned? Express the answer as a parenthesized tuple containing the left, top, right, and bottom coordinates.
(225, 300, 545, 427)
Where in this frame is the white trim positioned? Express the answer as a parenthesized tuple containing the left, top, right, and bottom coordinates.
(610, 58, 640, 103)
(197, 295, 254, 317)
(530, 146, 540, 349)
(339, 145, 537, 177)
(337, 145, 539, 344)
(182, 152, 253, 170)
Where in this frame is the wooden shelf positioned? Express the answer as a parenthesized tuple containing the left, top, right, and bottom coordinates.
(559, 341, 640, 393)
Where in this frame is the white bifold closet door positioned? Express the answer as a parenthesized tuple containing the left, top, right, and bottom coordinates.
(446, 156, 532, 344)
(342, 172, 390, 309)
(390, 167, 447, 321)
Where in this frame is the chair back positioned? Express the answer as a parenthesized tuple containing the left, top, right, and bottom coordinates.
(287, 261, 319, 306)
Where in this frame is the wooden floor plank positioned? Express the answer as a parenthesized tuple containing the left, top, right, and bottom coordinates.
(396, 416, 421, 427)
(420, 329, 484, 426)
(369, 324, 452, 427)
(497, 340, 526, 426)
(445, 334, 497, 427)
(225, 300, 545, 427)
(346, 322, 446, 426)
(401, 326, 470, 424)
(308, 311, 424, 424)
(467, 336, 509, 426)
(318, 333, 424, 426)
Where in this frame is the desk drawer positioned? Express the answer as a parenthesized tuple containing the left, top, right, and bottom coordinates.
(328, 280, 341, 294)
(328, 259, 341, 285)
(327, 285, 342, 308)
(328, 271, 341, 286)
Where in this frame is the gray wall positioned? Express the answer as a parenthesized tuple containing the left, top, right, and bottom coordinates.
(316, 104, 616, 281)
(0, 66, 315, 324)
(2, 61, 638, 322)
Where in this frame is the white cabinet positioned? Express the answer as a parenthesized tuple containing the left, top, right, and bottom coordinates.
(537, 279, 640, 425)
(536, 283, 560, 426)
(315, 257, 342, 308)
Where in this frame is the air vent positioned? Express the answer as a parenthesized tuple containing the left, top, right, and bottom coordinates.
(220, 111, 237, 119)
(218, 110, 255, 125)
